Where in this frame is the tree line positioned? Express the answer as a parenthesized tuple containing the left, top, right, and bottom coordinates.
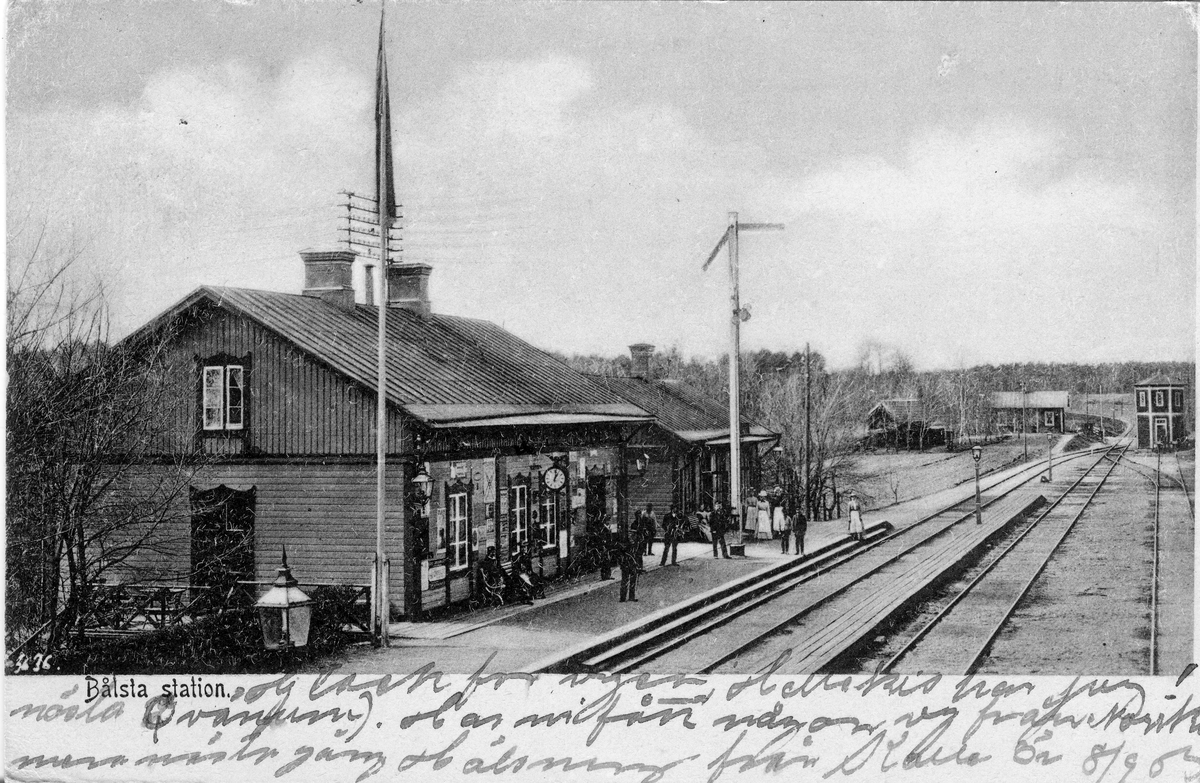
(560, 344, 1194, 520)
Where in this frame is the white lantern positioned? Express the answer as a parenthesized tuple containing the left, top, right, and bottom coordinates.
(256, 548, 314, 650)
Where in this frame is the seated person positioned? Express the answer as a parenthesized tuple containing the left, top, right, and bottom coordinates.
(477, 546, 506, 601)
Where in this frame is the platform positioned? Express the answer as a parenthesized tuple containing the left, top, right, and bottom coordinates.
(300, 449, 1099, 675)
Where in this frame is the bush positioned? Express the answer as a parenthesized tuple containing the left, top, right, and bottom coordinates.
(44, 585, 359, 675)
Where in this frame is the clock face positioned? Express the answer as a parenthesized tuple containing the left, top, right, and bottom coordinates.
(543, 467, 567, 490)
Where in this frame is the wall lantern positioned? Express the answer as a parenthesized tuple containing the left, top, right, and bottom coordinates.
(410, 464, 434, 505)
(256, 547, 313, 650)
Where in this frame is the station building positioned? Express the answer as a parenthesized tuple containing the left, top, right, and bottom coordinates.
(1135, 374, 1189, 449)
(990, 390, 1070, 434)
(589, 344, 779, 518)
(114, 251, 653, 620)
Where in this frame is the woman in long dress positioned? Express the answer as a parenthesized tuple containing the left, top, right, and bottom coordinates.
(771, 488, 786, 543)
(756, 492, 772, 540)
(847, 492, 865, 541)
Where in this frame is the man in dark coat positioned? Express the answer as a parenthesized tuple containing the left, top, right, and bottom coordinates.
(594, 520, 615, 581)
(639, 504, 657, 556)
(616, 531, 640, 602)
(660, 504, 684, 566)
(710, 502, 731, 559)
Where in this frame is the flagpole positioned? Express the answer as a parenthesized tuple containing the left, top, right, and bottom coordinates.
(374, 8, 391, 648)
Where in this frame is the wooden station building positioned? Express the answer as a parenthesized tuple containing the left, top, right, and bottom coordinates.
(115, 251, 653, 620)
(589, 344, 779, 518)
(1135, 374, 1189, 449)
(990, 390, 1070, 434)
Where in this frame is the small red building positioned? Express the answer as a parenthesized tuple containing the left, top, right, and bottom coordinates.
(1135, 374, 1189, 449)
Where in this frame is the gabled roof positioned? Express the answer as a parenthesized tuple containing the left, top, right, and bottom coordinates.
(1135, 373, 1188, 387)
(589, 375, 777, 443)
(990, 391, 1070, 410)
(128, 286, 650, 425)
(867, 398, 952, 428)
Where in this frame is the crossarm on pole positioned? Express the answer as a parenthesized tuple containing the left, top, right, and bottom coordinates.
(738, 223, 785, 231)
(701, 227, 731, 271)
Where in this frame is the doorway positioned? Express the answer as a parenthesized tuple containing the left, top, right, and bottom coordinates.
(190, 485, 256, 591)
(586, 474, 608, 530)
(1154, 417, 1169, 449)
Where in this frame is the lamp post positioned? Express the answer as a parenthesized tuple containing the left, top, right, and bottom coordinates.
(256, 548, 314, 651)
(1046, 433, 1054, 481)
(972, 445, 983, 525)
(405, 463, 433, 624)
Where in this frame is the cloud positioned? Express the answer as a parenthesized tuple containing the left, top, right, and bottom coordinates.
(792, 122, 1151, 239)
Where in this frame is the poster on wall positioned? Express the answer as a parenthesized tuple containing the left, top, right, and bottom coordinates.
(479, 458, 496, 503)
(435, 507, 446, 552)
(571, 487, 586, 509)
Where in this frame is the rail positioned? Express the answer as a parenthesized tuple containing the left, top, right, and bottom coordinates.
(878, 444, 1122, 674)
(961, 443, 1129, 675)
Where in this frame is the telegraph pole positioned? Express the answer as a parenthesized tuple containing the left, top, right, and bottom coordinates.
(703, 212, 783, 555)
(804, 342, 812, 526)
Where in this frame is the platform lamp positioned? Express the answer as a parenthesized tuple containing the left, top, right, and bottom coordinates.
(404, 463, 434, 622)
(256, 547, 314, 651)
(971, 444, 983, 525)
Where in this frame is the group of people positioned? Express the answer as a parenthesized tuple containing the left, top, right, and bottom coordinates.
(478, 491, 867, 609)
(477, 541, 547, 606)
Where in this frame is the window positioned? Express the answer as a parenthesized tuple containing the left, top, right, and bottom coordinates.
(1138, 390, 1148, 410)
(511, 484, 528, 546)
(539, 491, 558, 548)
(1173, 390, 1184, 411)
(1044, 411, 1054, 427)
(202, 363, 245, 431)
(448, 492, 469, 569)
(1156, 391, 1166, 408)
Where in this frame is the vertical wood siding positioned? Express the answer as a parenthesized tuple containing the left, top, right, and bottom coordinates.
(109, 462, 408, 615)
(154, 308, 408, 456)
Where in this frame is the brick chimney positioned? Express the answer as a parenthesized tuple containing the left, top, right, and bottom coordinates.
(387, 262, 433, 316)
(629, 343, 655, 379)
(300, 249, 356, 311)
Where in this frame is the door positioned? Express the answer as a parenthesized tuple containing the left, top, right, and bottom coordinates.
(586, 474, 608, 529)
(1154, 417, 1169, 448)
(190, 485, 256, 591)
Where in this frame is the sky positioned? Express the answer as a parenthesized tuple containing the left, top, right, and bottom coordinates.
(7, 2, 1196, 370)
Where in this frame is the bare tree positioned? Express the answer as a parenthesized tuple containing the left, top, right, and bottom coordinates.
(7, 224, 201, 656)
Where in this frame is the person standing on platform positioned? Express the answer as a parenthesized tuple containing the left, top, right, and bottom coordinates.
(793, 505, 808, 557)
(594, 520, 614, 581)
(847, 491, 865, 541)
(617, 530, 639, 602)
(756, 491, 772, 540)
(710, 502, 731, 559)
(772, 487, 787, 545)
(640, 504, 657, 556)
(779, 506, 792, 554)
(660, 504, 683, 566)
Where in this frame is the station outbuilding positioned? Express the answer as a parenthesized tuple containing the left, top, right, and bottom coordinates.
(1135, 374, 1189, 449)
(590, 344, 779, 518)
(990, 391, 1070, 434)
(865, 398, 952, 449)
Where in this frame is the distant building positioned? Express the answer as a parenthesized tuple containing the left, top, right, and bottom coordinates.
(865, 398, 952, 449)
(590, 344, 779, 516)
(1134, 374, 1189, 449)
(990, 391, 1070, 434)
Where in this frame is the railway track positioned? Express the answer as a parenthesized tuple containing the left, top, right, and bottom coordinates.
(536, 443, 1114, 675)
(873, 441, 1129, 675)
